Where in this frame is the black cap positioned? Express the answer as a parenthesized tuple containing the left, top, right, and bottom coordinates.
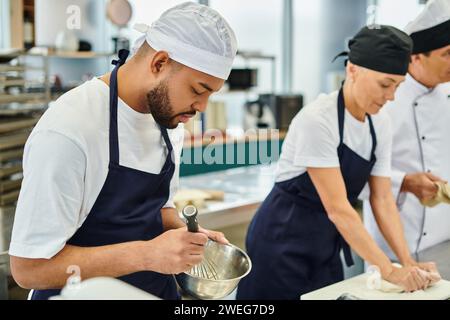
(346, 25, 413, 75)
(410, 19, 450, 54)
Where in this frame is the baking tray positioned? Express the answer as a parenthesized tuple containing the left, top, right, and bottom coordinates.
(0, 65, 25, 73)
(0, 179, 22, 193)
(0, 132, 29, 151)
(0, 165, 22, 179)
(0, 189, 20, 206)
(0, 148, 24, 163)
(0, 93, 46, 105)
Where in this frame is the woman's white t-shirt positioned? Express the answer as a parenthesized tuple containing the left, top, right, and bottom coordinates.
(275, 91, 392, 183)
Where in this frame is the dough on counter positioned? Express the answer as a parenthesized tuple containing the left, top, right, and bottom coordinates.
(366, 264, 404, 293)
(173, 189, 211, 210)
(421, 182, 450, 208)
(366, 263, 439, 293)
(367, 274, 404, 293)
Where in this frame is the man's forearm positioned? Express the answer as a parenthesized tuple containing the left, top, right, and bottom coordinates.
(161, 207, 185, 231)
(11, 241, 147, 290)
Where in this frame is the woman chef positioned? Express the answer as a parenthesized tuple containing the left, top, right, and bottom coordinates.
(237, 25, 441, 300)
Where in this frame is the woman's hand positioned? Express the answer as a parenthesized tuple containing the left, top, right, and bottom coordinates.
(384, 265, 430, 292)
(403, 259, 442, 286)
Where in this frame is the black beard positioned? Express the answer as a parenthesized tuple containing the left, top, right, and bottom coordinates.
(146, 81, 177, 129)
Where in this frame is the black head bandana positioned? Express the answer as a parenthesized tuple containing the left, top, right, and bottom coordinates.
(333, 25, 413, 75)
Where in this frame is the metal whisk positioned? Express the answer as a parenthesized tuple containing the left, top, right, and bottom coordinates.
(182, 205, 220, 280)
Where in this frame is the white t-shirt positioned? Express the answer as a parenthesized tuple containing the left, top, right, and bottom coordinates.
(275, 91, 392, 183)
(9, 77, 185, 259)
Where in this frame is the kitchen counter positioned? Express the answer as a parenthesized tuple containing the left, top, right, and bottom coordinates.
(179, 163, 276, 230)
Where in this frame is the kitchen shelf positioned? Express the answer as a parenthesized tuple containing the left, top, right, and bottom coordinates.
(0, 165, 23, 179)
(0, 79, 26, 87)
(43, 51, 112, 59)
(0, 133, 30, 151)
(0, 149, 24, 163)
(0, 65, 26, 73)
(0, 190, 20, 206)
(0, 179, 22, 194)
(0, 93, 46, 104)
(0, 118, 39, 134)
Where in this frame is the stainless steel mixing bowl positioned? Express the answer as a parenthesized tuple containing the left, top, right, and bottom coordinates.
(175, 240, 252, 300)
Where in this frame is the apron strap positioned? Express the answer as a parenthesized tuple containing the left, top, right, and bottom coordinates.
(337, 88, 345, 146)
(337, 87, 378, 161)
(337, 87, 358, 267)
(340, 236, 355, 267)
(159, 126, 174, 153)
(109, 50, 130, 166)
(367, 115, 377, 159)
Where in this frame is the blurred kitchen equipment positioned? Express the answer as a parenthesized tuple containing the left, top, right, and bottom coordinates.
(23, 11, 35, 50)
(112, 37, 130, 53)
(107, 0, 132, 27)
(175, 205, 252, 300)
(183, 112, 202, 137)
(205, 101, 227, 132)
(226, 68, 258, 90)
(259, 93, 303, 130)
(78, 40, 92, 52)
(244, 97, 276, 130)
(55, 30, 79, 52)
(107, 0, 133, 53)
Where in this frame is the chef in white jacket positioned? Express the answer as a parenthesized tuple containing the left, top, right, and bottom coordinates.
(364, 0, 450, 260)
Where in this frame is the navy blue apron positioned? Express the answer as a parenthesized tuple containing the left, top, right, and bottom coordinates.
(31, 50, 179, 300)
(237, 88, 377, 300)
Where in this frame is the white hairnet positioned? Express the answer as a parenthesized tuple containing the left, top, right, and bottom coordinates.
(132, 2, 238, 80)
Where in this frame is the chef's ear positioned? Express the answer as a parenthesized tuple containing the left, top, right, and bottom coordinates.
(346, 61, 358, 82)
(410, 53, 425, 65)
(150, 51, 170, 75)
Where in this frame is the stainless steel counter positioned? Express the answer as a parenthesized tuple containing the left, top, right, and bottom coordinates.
(179, 164, 276, 230)
(418, 241, 450, 280)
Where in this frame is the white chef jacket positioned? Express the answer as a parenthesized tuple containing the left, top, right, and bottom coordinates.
(9, 78, 185, 259)
(363, 74, 450, 259)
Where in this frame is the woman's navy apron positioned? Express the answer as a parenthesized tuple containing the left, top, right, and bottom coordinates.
(237, 88, 377, 300)
(31, 50, 179, 300)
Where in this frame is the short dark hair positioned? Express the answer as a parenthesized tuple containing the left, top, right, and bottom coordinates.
(136, 42, 182, 72)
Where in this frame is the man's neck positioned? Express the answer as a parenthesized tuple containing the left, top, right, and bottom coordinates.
(408, 67, 436, 89)
(100, 64, 149, 114)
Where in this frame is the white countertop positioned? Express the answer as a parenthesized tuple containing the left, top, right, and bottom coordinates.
(301, 273, 450, 300)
